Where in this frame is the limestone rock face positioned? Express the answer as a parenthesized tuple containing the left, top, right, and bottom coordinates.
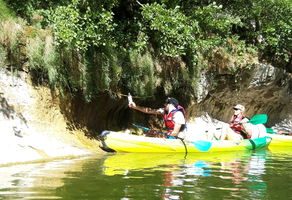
(188, 63, 291, 126)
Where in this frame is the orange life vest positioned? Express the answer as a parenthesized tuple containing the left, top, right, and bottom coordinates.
(229, 114, 251, 138)
(163, 105, 186, 132)
(230, 114, 245, 133)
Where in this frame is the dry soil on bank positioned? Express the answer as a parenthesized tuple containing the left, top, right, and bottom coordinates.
(0, 68, 103, 166)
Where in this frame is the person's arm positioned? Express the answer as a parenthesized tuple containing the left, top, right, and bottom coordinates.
(236, 117, 249, 130)
(169, 124, 182, 137)
(169, 111, 185, 137)
(240, 117, 249, 124)
(129, 102, 164, 115)
(240, 117, 252, 137)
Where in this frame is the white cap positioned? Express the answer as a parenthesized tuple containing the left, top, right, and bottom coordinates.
(233, 104, 245, 112)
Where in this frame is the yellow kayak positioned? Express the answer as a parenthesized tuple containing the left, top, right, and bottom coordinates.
(99, 131, 271, 153)
(265, 134, 292, 149)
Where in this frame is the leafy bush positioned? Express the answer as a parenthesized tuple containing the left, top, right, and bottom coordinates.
(0, 19, 24, 67)
(25, 28, 63, 87)
(215, 0, 291, 67)
(141, 3, 199, 57)
(50, 0, 116, 51)
(0, 45, 6, 67)
(0, 0, 15, 19)
(192, 2, 242, 37)
(123, 49, 156, 97)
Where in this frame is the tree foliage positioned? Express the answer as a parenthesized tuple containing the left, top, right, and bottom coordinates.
(140, 3, 199, 57)
(50, 0, 116, 51)
(2, 0, 291, 100)
(216, 0, 291, 64)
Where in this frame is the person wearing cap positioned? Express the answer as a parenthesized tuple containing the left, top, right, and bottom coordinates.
(212, 104, 249, 141)
(217, 104, 267, 140)
(226, 104, 251, 140)
(128, 97, 186, 138)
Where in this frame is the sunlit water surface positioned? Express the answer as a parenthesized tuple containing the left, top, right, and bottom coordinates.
(0, 149, 291, 200)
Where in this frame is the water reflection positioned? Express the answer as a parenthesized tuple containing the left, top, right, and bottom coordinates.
(102, 151, 250, 177)
(102, 150, 271, 200)
(0, 156, 99, 199)
(0, 149, 291, 199)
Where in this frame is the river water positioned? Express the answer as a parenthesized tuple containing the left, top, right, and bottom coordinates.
(0, 148, 291, 200)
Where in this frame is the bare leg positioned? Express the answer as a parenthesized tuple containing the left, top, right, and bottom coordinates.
(222, 125, 243, 141)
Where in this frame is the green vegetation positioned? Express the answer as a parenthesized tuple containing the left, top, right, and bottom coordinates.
(0, 0, 15, 19)
(0, 0, 290, 101)
(140, 3, 198, 57)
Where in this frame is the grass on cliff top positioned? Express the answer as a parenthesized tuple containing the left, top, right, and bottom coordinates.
(0, 0, 15, 20)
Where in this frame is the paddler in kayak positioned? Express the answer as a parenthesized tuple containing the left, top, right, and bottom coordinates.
(217, 104, 266, 140)
(202, 104, 249, 141)
(227, 104, 251, 140)
(128, 97, 186, 138)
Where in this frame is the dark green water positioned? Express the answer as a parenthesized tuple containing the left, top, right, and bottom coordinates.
(0, 149, 291, 200)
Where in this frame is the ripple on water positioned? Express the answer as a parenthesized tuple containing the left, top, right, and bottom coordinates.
(0, 151, 291, 200)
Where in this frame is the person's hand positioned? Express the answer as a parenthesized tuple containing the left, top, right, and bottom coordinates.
(128, 102, 136, 108)
(157, 108, 164, 114)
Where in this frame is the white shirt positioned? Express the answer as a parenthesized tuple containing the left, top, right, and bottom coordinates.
(168, 106, 185, 125)
(173, 111, 186, 125)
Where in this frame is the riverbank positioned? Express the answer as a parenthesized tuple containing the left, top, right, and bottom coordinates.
(0, 68, 103, 166)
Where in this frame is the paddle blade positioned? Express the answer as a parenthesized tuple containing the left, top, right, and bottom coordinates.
(192, 140, 212, 152)
(249, 114, 268, 125)
(266, 128, 276, 134)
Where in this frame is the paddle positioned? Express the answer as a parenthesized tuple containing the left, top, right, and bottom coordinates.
(191, 140, 212, 152)
(133, 123, 167, 137)
(266, 128, 292, 135)
(132, 123, 150, 132)
(266, 127, 276, 134)
(249, 114, 268, 125)
(248, 114, 291, 135)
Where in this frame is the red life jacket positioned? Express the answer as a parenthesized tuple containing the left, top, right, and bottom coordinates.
(230, 114, 245, 133)
(163, 105, 186, 132)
